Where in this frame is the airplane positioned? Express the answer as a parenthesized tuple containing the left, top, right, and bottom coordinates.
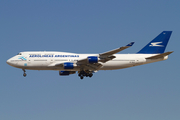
(7, 31, 173, 79)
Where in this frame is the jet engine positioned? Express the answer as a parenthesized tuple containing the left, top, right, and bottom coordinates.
(59, 71, 76, 76)
(88, 56, 98, 63)
(63, 62, 74, 69)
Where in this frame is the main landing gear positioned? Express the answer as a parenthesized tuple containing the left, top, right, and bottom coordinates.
(78, 71, 93, 80)
(22, 69, 27, 77)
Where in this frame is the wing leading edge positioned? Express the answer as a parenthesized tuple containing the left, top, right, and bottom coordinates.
(99, 42, 134, 57)
(98, 42, 134, 63)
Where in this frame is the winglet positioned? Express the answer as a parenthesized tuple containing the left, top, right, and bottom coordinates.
(126, 42, 135, 46)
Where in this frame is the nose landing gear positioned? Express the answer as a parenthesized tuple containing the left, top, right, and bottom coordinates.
(22, 69, 27, 77)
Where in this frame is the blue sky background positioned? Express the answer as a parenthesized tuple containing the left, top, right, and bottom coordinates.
(1, 0, 180, 120)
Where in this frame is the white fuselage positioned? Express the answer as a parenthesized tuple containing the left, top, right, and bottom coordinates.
(6, 51, 168, 71)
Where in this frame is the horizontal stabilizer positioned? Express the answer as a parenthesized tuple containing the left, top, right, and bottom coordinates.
(146, 51, 173, 59)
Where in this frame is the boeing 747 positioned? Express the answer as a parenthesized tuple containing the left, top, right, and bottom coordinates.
(7, 31, 173, 79)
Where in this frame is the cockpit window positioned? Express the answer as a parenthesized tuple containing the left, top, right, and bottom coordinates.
(17, 53, 22, 55)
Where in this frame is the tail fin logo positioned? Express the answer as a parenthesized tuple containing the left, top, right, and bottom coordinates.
(149, 42, 164, 47)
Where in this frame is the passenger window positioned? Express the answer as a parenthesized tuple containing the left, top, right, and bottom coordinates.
(17, 53, 22, 55)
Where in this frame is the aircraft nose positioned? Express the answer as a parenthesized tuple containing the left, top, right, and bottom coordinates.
(6, 59, 12, 65)
(7, 57, 19, 67)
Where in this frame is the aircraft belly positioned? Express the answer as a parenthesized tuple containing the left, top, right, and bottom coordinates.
(23, 66, 80, 71)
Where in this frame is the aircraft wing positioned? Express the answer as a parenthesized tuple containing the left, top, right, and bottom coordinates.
(99, 42, 134, 62)
(77, 42, 134, 64)
(79, 63, 103, 71)
(76, 42, 134, 71)
(99, 42, 134, 57)
(76, 58, 102, 71)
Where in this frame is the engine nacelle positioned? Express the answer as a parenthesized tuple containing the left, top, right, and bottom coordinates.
(88, 56, 98, 63)
(63, 62, 74, 69)
(59, 71, 76, 76)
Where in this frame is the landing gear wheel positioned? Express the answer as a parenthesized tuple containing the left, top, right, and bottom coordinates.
(23, 73, 27, 77)
(22, 69, 27, 77)
(89, 73, 93, 77)
(78, 70, 94, 79)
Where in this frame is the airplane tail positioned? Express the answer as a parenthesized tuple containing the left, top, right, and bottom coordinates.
(137, 31, 172, 54)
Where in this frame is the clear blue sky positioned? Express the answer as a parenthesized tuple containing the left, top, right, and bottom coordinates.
(1, 0, 180, 120)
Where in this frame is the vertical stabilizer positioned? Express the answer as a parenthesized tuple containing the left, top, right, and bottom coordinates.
(137, 31, 172, 54)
